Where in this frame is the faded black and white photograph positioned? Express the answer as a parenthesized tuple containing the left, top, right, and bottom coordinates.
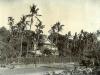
(0, 0, 100, 75)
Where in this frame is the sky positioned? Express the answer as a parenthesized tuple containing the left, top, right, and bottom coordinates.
(0, 0, 100, 34)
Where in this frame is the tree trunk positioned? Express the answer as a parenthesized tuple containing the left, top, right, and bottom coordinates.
(18, 33, 23, 63)
(20, 34, 23, 57)
(26, 39, 29, 58)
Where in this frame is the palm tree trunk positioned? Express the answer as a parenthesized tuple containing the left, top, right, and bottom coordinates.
(18, 33, 23, 63)
(26, 39, 29, 58)
(34, 34, 39, 67)
(30, 17, 33, 30)
(20, 34, 23, 57)
(52, 35, 55, 64)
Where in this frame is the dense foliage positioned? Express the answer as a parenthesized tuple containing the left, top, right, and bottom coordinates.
(0, 4, 100, 66)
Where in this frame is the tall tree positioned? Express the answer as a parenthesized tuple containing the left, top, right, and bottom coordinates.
(35, 17, 45, 50)
(48, 22, 65, 56)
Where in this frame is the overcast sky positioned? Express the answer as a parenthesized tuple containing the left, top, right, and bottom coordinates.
(0, 0, 100, 34)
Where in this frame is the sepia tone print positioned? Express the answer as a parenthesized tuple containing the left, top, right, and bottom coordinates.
(0, 0, 100, 75)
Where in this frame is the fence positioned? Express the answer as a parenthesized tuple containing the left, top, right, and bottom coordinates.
(0, 56, 80, 64)
(17, 56, 79, 64)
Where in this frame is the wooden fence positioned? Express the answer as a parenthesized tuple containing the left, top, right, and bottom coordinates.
(0, 56, 80, 64)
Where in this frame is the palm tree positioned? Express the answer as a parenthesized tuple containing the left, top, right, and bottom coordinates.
(54, 22, 64, 56)
(8, 17, 17, 63)
(30, 4, 39, 16)
(34, 17, 45, 67)
(71, 32, 78, 56)
(29, 4, 41, 30)
(17, 16, 27, 58)
(48, 26, 56, 56)
(8, 17, 14, 29)
(35, 17, 45, 46)
(49, 22, 64, 56)
(53, 22, 64, 33)
(65, 31, 72, 61)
